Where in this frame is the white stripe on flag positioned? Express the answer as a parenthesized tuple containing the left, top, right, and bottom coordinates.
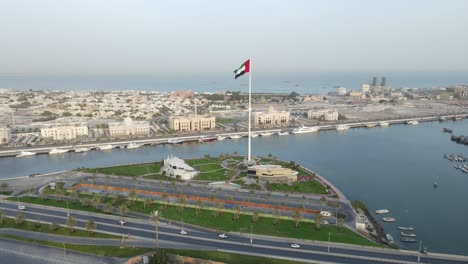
(235, 65, 245, 75)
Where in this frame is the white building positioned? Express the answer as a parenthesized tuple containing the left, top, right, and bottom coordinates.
(0, 127, 11, 143)
(41, 123, 88, 141)
(336, 87, 347, 96)
(169, 115, 216, 132)
(307, 110, 339, 121)
(163, 156, 198, 180)
(361, 84, 370, 93)
(108, 118, 151, 137)
(252, 106, 290, 127)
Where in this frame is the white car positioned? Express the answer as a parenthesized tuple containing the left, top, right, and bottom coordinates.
(119, 220, 126, 226)
(218, 233, 228, 239)
(290, 243, 301, 249)
(18, 205, 26, 210)
(180, 229, 187, 235)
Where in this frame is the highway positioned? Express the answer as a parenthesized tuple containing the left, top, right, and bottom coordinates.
(1, 201, 467, 264)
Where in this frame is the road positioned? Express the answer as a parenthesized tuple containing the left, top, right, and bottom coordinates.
(1, 200, 467, 264)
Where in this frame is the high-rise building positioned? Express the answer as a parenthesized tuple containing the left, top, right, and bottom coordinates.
(381, 77, 387, 87)
(372, 77, 378, 87)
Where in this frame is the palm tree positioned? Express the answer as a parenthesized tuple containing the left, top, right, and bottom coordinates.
(273, 208, 280, 225)
(233, 205, 241, 221)
(40, 188, 49, 200)
(252, 210, 260, 224)
(144, 198, 152, 209)
(119, 204, 128, 221)
(128, 188, 137, 205)
(212, 202, 223, 218)
(91, 195, 101, 210)
(70, 190, 79, 203)
(103, 202, 112, 214)
(0, 210, 4, 225)
(337, 217, 344, 231)
(151, 210, 162, 249)
(292, 210, 302, 228)
(86, 220, 97, 235)
(161, 192, 169, 208)
(0, 183, 8, 190)
(320, 196, 327, 211)
(195, 199, 204, 216)
(15, 213, 25, 225)
(81, 198, 91, 207)
(315, 214, 323, 231)
(177, 198, 186, 214)
(66, 216, 76, 233)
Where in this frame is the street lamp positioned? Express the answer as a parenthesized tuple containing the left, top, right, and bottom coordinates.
(63, 242, 66, 261)
(418, 240, 422, 263)
(328, 232, 331, 253)
(250, 225, 253, 245)
(67, 200, 70, 217)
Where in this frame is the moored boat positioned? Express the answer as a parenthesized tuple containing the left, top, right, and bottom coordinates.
(376, 209, 390, 214)
(335, 124, 349, 131)
(198, 136, 217, 142)
(382, 217, 396, 222)
(250, 133, 259, 138)
(216, 135, 226, 141)
(229, 135, 242, 139)
(74, 147, 89, 153)
(379, 121, 390, 127)
(401, 232, 416, 237)
(406, 120, 419, 125)
(98, 144, 114, 150)
(49, 148, 69, 154)
(386, 234, 394, 243)
(398, 226, 414, 231)
(260, 131, 274, 136)
(168, 138, 184, 144)
(366, 123, 377, 128)
(400, 237, 417, 243)
(126, 142, 143, 149)
(277, 131, 289, 136)
(291, 125, 319, 134)
(16, 151, 36, 158)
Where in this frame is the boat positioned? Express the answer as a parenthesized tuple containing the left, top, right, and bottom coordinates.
(291, 125, 319, 134)
(400, 237, 417, 243)
(386, 234, 394, 243)
(277, 131, 290, 136)
(126, 142, 143, 149)
(406, 120, 419, 125)
(433, 182, 438, 188)
(375, 209, 390, 214)
(382, 217, 396, 222)
(16, 151, 36, 158)
(250, 133, 259, 138)
(98, 144, 114, 150)
(439, 116, 446, 121)
(398, 227, 414, 231)
(198, 136, 217, 142)
(216, 135, 226, 141)
(335, 124, 350, 131)
(74, 147, 89, 153)
(49, 148, 69, 154)
(401, 232, 416, 237)
(168, 138, 184, 144)
(260, 131, 274, 136)
(366, 123, 377, 128)
(379, 122, 390, 127)
(443, 128, 453, 133)
(229, 135, 242, 139)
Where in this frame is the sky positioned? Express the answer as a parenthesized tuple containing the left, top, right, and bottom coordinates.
(1, 0, 468, 76)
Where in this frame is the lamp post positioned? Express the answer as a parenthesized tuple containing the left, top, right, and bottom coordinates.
(66, 200, 70, 217)
(63, 242, 66, 261)
(328, 232, 331, 253)
(418, 240, 422, 263)
(250, 225, 253, 245)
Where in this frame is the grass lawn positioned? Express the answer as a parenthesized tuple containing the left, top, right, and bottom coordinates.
(165, 249, 307, 264)
(186, 158, 217, 165)
(80, 162, 163, 177)
(266, 180, 328, 194)
(0, 217, 116, 238)
(159, 206, 378, 247)
(0, 234, 152, 258)
(0, 191, 13, 195)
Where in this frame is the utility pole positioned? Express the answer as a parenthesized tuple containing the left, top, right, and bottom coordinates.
(250, 224, 253, 245)
(67, 200, 70, 217)
(328, 232, 331, 252)
(63, 242, 66, 261)
(418, 240, 422, 263)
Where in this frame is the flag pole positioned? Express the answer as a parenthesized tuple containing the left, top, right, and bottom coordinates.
(248, 59, 252, 162)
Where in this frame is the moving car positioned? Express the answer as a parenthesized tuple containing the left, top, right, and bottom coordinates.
(218, 233, 228, 239)
(290, 243, 300, 249)
(119, 219, 126, 226)
(180, 229, 187, 235)
(18, 205, 26, 210)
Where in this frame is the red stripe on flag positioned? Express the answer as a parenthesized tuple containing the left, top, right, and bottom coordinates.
(244, 59, 250, 73)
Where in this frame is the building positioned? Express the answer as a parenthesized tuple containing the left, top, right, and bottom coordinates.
(252, 106, 290, 127)
(348, 90, 364, 99)
(0, 127, 11, 144)
(307, 110, 339, 121)
(454, 85, 468, 99)
(40, 123, 88, 141)
(247, 164, 298, 184)
(108, 118, 151, 137)
(163, 156, 198, 180)
(336, 87, 347, 96)
(361, 84, 370, 94)
(169, 115, 216, 132)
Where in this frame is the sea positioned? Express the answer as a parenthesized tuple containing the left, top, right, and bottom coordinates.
(1, 72, 467, 93)
(0, 119, 467, 255)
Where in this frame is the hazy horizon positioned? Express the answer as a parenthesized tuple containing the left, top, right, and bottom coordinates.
(1, 0, 468, 77)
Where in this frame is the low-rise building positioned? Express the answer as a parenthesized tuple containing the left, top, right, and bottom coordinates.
(252, 106, 290, 127)
(162, 156, 198, 180)
(307, 110, 339, 121)
(169, 115, 216, 132)
(0, 127, 11, 143)
(336, 87, 347, 96)
(361, 84, 371, 94)
(108, 118, 151, 137)
(247, 164, 298, 184)
(40, 123, 88, 140)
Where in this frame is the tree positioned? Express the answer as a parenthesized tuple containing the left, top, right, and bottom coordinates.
(70, 190, 79, 203)
(15, 213, 25, 225)
(66, 216, 76, 233)
(144, 198, 153, 209)
(252, 210, 260, 224)
(0, 210, 3, 225)
(128, 188, 137, 205)
(151, 210, 162, 249)
(177, 198, 186, 214)
(195, 199, 204, 216)
(273, 208, 280, 225)
(0, 183, 8, 190)
(81, 198, 91, 207)
(161, 192, 169, 209)
(212, 202, 223, 218)
(320, 196, 327, 211)
(49, 222, 59, 231)
(315, 214, 323, 231)
(103, 202, 112, 214)
(40, 188, 50, 200)
(233, 205, 241, 221)
(91, 195, 101, 210)
(148, 249, 169, 264)
(119, 204, 128, 220)
(292, 210, 302, 228)
(86, 220, 97, 235)
(337, 217, 344, 231)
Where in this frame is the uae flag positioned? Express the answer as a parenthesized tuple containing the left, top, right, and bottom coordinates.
(233, 59, 250, 79)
